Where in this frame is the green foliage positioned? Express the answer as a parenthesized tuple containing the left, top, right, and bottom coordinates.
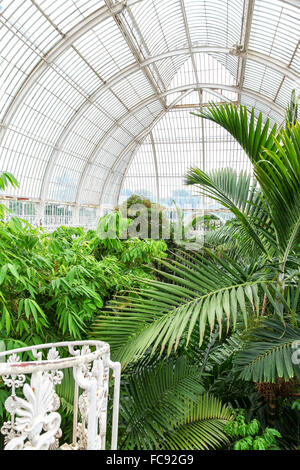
(285, 89, 299, 132)
(0, 172, 18, 192)
(0, 172, 19, 219)
(224, 410, 281, 450)
(162, 394, 232, 450)
(192, 102, 278, 164)
(1, 96, 300, 451)
(185, 168, 268, 256)
(0, 217, 167, 345)
(88, 97, 300, 449)
(96, 211, 131, 240)
(116, 194, 169, 240)
(93, 114, 300, 369)
(0, 212, 169, 450)
(119, 356, 204, 449)
(95, 212, 167, 265)
(92, 244, 293, 367)
(168, 201, 220, 250)
(292, 399, 300, 412)
(118, 356, 232, 450)
(233, 319, 300, 382)
(190, 105, 300, 267)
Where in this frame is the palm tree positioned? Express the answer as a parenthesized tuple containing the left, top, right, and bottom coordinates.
(118, 357, 232, 450)
(92, 95, 299, 352)
(91, 95, 300, 446)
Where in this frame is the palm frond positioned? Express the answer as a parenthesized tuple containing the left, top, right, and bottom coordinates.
(234, 319, 300, 382)
(0, 172, 19, 191)
(56, 368, 76, 416)
(204, 221, 262, 261)
(285, 89, 298, 131)
(255, 123, 300, 263)
(91, 250, 275, 366)
(185, 168, 273, 255)
(192, 103, 278, 163)
(206, 331, 243, 370)
(119, 357, 205, 449)
(162, 394, 232, 450)
(0, 172, 19, 219)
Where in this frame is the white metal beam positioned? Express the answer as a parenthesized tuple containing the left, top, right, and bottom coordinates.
(74, 99, 160, 205)
(98, 81, 288, 208)
(150, 131, 160, 204)
(1, 3, 297, 205)
(2, 45, 297, 198)
(74, 82, 285, 206)
(172, 101, 237, 109)
(104, 0, 167, 110)
(40, 97, 137, 203)
(37, 47, 240, 202)
(1, 42, 296, 144)
(180, 0, 206, 171)
(274, 40, 300, 103)
(280, 0, 300, 8)
(0, 2, 132, 135)
(75, 90, 234, 204)
(143, 48, 300, 83)
(98, 91, 193, 209)
(180, 0, 202, 95)
(37, 47, 243, 203)
(237, 0, 255, 104)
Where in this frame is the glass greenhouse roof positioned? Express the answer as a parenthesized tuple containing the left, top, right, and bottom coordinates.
(0, 0, 299, 218)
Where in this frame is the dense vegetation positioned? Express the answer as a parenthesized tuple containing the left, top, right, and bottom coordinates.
(0, 92, 300, 450)
(93, 95, 300, 449)
(0, 213, 167, 346)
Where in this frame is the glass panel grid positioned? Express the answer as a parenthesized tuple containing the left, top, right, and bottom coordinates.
(0, 0, 298, 216)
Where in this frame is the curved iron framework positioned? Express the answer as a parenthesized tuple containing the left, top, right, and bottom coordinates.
(0, 0, 299, 225)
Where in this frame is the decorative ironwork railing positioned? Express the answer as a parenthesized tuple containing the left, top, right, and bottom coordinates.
(0, 341, 121, 450)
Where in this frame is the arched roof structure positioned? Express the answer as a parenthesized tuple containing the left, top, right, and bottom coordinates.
(0, 0, 299, 222)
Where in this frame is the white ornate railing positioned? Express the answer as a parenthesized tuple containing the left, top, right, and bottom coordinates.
(0, 341, 121, 450)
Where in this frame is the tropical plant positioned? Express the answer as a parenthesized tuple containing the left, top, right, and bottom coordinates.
(90, 94, 300, 448)
(0, 172, 18, 219)
(223, 409, 281, 450)
(0, 213, 169, 449)
(116, 194, 169, 240)
(2, 94, 300, 450)
(0, 217, 167, 347)
(92, 99, 300, 361)
(117, 356, 233, 450)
